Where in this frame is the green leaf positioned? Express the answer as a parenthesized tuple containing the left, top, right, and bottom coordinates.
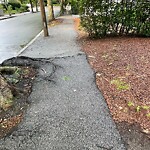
(136, 106, 141, 112)
(146, 113, 150, 118)
(142, 106, 150, 110)
(62, 76, 71, 81)
(128, 101, 134, 107)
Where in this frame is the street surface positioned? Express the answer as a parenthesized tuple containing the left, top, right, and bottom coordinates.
(0, 7, 60, 63)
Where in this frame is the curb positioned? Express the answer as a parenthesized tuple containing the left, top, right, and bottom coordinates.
(0, 16, 16, 21)
(0, 12, 32, 21)
(17, 30, 43, 56)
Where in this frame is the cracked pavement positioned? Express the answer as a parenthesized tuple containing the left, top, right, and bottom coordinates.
(0, 16, 126, 150)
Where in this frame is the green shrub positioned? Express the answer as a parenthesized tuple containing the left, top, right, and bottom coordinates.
(71, 0, 79, 14)
(8, 0, 21, 10)
(80, 0, 150, 37)
(44, 0, 47, 6)
(11, 9, 17, 14)
(7, 5, 13, 15)
(20, 4, 29, 12)
(52, 0, 59, 4)
(0, 4, 3, 9)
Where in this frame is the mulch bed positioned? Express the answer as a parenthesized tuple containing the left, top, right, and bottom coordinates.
(74, 18, 150, 149)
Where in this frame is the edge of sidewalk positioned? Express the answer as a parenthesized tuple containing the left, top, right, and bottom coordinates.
(17, 30, 43, 56)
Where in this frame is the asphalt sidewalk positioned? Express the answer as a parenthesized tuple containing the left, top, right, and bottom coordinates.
(0, 16, 126, 150)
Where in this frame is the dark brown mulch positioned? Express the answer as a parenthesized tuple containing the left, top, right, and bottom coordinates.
(0, 66, 37, 138)
(74, 18, 150, 149)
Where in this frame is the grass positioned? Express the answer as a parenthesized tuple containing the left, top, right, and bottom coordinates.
(127, 101, 150, 117)
(111, 78, 130, 91)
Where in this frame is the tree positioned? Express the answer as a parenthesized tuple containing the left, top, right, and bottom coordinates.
(29, 0, 34, 13)
(47, 0, 54, 21)
(39, 0, 49, 36)
(35, 0, 38, 12)
(60, 0, 65, 15)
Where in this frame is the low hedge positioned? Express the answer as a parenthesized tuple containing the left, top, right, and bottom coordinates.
(80, 0, 150, 37)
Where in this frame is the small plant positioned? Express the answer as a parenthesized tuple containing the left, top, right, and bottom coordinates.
(14, 68, 21, 76)
(102, 53, 109, 59)
(7, 77, 19, 84)
(126, 64, 132, 70)
(4, 99, 13, 109)
(146, 113, 150, 118)
(111, 78, 130, 91)
(136, 106, 141, 112)
(62, 76, 71, 81)
(142, 106, 150, 110)
(7, 5, 13, 16)
(128, 101, 134, 107)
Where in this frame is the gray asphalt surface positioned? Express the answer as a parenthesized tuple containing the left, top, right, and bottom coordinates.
(0, 16, 126, 150)
(0, 7, 60, 63)
(20, 16, 83, 58)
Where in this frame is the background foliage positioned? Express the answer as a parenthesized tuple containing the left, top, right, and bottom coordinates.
(1, 0, 29, 14)
(80, 0, 150, 37)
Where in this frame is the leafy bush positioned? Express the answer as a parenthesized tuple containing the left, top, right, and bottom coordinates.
(52, 0, 59, 4)
(8, 0, 21, 10)
(11, 9, 17, 14)
(0, 4, 3, 9)
(7, 5, 13, 15)
(80, 0, 150, 37)
(20, 4, 29, 12)
(70, 0, 79, 14)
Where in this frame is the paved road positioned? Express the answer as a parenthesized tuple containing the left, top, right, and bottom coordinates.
(0, 7, 60, 64)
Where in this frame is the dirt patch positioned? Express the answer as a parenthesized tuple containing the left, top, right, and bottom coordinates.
(0, 58, 37, 138)
(74, 18, 150, 149)
(48, 18, 63, 28)
(116, 122, 150, 150)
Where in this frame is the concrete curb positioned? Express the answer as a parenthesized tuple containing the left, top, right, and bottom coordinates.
(0, 16, 16, 21)
(17, 30, 43, 56)
(0, 12, 31, 21)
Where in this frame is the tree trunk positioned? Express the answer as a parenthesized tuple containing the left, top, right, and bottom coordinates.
(47, 0, 54, 22)
(0, 74, 13, 111)
(29, 0, 34, 13)
(60, 0, 65, 15)
(35, 0, 38, 12)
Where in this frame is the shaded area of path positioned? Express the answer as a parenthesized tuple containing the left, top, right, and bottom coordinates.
(0, 16, 126, 150)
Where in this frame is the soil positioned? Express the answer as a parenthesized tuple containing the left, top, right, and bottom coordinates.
(0, 58, 37, 138)
(74, 18, 150, 149)
(48, 18, 63, 27)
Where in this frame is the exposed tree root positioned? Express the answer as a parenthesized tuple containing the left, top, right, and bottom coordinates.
(0, 74, 13, 111)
